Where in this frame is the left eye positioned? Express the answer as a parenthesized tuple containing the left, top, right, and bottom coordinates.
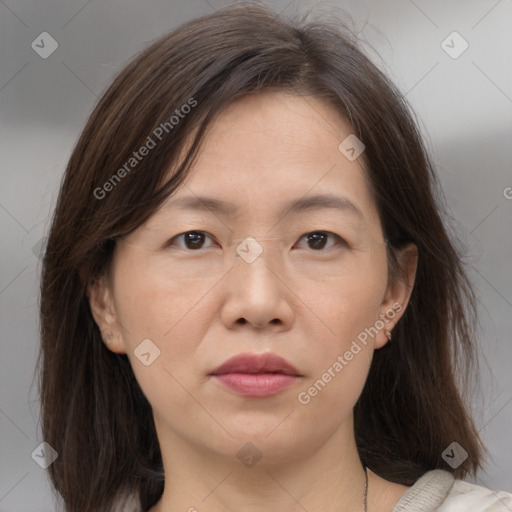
(294, 231, 345, 251)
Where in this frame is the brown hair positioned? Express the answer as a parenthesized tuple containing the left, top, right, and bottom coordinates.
(38, 3, 484, 511)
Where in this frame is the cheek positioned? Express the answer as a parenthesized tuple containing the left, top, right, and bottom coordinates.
(293, 253, 388, 410)
(293, 296, 380, 432)
(111, 249, 221, 397)
(112, 247, 214, 342)
(111, 252, 217, 422)
(307, 252, 388, 350)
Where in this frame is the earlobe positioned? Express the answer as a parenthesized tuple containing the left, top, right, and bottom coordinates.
(86, 275, 126, 354)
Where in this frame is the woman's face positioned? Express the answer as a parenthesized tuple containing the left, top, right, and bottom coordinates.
(89, 91, 414, 465)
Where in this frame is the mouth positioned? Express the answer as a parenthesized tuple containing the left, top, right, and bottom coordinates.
(209, 353, 302, 398)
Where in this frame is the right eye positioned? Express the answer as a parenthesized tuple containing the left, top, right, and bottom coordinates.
(166, 231, 218, 250)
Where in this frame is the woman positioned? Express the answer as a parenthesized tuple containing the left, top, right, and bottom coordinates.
(37, 4, 512, 511)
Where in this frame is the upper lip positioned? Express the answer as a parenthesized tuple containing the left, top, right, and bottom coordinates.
(210, 353, 301, 376)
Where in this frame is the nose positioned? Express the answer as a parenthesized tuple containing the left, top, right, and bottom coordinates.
(220, 245, 295, 331)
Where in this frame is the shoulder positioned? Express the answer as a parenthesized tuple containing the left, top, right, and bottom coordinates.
(393, 469, 512, 512)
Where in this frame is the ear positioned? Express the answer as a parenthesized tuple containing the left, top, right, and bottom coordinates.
(375, 243, 418, 349)
(86, 274, 126, 354)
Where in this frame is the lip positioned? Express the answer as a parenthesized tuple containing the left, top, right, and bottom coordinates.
(209, 353, 302, 398)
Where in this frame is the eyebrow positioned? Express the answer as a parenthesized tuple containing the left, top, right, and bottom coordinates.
(162, 193, 364, 219)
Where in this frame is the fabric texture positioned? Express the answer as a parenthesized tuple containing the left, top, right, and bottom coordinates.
(393, 469, 512, 511)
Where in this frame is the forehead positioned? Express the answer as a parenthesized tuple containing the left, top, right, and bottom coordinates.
(157, 92, 381, 230)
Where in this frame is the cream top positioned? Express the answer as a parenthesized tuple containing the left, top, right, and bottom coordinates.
(393, 469, 512, 511)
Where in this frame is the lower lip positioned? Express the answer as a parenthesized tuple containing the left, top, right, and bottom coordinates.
(213, 373, 299, 397)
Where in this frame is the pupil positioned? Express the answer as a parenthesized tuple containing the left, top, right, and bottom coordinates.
(308, 232, 326, 250)
(186, 231, 204, 249)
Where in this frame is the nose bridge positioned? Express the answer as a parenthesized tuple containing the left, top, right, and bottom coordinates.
(234, 235, 280, 263)
(222, 235, 293, 328)
(234, 235, 283, 288)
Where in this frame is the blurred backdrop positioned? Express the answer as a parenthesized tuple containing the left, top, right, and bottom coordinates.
(1, 0, 511, 510)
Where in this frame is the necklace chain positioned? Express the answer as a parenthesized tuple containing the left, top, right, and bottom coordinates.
(363, 465, 368, 512)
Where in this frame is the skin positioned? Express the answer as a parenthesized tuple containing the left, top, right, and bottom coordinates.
(88, 91, 417, 512)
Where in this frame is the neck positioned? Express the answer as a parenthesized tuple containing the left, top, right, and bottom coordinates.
(150, 416, 368, 512)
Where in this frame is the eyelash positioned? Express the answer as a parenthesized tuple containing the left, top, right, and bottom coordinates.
(166, 230, 348, 252)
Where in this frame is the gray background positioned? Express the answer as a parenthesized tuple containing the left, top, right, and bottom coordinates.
(1, 0, 511, 510)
